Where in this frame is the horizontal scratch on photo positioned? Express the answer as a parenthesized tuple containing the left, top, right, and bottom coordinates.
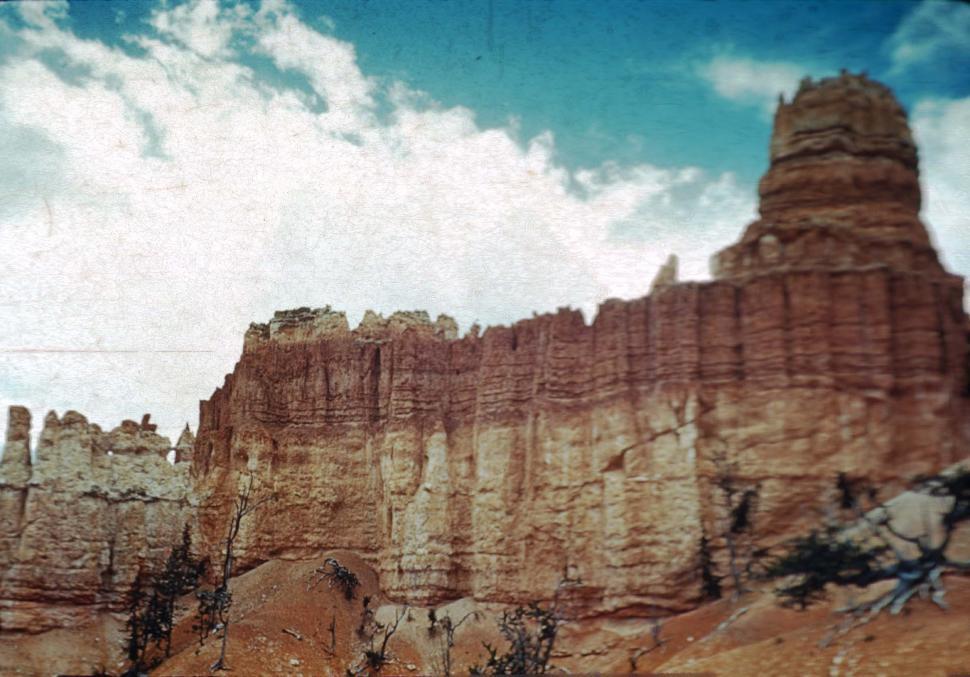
(0, 349, 213, 353)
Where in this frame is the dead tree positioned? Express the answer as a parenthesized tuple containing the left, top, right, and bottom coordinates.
(322, 615, 336, 656)
(123, 570, 154, 676)
(470, 574, 579, 676)
(712, 452, 760, 600)
(308, 557, 360, 600)
(123, 528, 205, 675)
(765, 467, 970, 617)
(349, 602, 410, 675)
(155, 524, 205, 657)
(628, 619, 666, 672)
(195, 472, 274, 672)
(428, 609, 480, 676)
(357, 595, 375, 639)
(470, 603, 560, 676)
(698, 534, 723, 600)
(367, 605, 408, 671)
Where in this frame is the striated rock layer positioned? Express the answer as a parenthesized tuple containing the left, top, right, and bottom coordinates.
(0, 409, 191, 633)
(713, 72, 947, 279)
(2, 73, 967, 634)
(191, 73, 969, 616)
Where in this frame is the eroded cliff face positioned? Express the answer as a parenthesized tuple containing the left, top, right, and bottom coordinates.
(0, 409, 191, 633)
(2, 73, 966, 632)
(191, 74, 970, 615)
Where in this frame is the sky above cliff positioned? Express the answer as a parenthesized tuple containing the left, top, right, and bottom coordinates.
(1, 0, 968, 444)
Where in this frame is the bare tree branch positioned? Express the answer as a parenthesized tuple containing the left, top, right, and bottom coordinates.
(195, 472, 274, 672)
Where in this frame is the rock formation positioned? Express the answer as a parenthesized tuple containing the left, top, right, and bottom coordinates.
(712, 72, 946, 279)
(2, 72, 967, 633)
(175, 424, 195, 464)
(191, 74, 969, 616)
(0, 408, 191, 633)
(650, 254, 679, 292)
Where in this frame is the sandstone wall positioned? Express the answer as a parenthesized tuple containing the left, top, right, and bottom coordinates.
(191, 73, 969, 616)
(192, 265, 968, 614)
(0, 409, 192, 633)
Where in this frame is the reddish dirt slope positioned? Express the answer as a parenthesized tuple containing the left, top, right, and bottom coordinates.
(4, 553, 968, 675)
(158, 556, 970, 676)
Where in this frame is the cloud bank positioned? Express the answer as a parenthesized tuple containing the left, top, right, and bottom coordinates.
(0, 0, 758, 441)
(912, 96, 970, 278)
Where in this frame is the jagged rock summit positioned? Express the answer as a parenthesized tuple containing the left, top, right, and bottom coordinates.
(2, 73, 967, 638)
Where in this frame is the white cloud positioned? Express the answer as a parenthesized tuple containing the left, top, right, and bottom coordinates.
(15, 0, 68, 30)
(698, 55, 808, 115)
(888, 0, 970, 72)
(149, 0, 245, 59)
(252, 5, 375, 131)
(912, 96, 970, 284)
(1, 0, 760, 442)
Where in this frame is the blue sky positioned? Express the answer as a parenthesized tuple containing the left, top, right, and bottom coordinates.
(28, 0, 970, 183)
(0, 0, 968, 441)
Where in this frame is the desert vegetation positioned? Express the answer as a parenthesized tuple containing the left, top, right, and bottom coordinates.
(123, 525, 205, 676)
(308, 557, 361, 601)
(698, 534, 723, 600)
(194, 472, 275, 672)
(427, 607, 480, 676)
(346, 597, 410, 675)
(469, 601, 561, 675)
(627, 619, 666, 672)
(468, 573, 582, 676)
(764, 467, 970, 617)
(696, 450, 762, 603)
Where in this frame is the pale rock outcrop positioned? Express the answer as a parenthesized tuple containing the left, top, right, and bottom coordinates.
(175, 424, 195, 464)
(0, 406, 31, 488)
(355, 310, 443, 338)
(0, 409, 192, 633)
(244, 306, 351, 351)
(650, 254, 678, 292)
(434, 314, 459, 340)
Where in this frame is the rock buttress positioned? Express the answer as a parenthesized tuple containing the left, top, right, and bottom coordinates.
(193, 270, 968, 614)
(712, 71, 952, 280)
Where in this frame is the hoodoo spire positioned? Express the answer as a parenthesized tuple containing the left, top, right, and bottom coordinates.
(712, 71, 949, 280)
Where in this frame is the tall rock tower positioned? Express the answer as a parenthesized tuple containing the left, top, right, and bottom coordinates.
(714, 71, 951, 280)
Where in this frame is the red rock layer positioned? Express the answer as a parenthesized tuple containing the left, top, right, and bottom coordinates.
(191, 73, 969, 615)
(198, 273, 966, 439)
(192, 267, 967, 613)
(713, 72, 948, 280)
